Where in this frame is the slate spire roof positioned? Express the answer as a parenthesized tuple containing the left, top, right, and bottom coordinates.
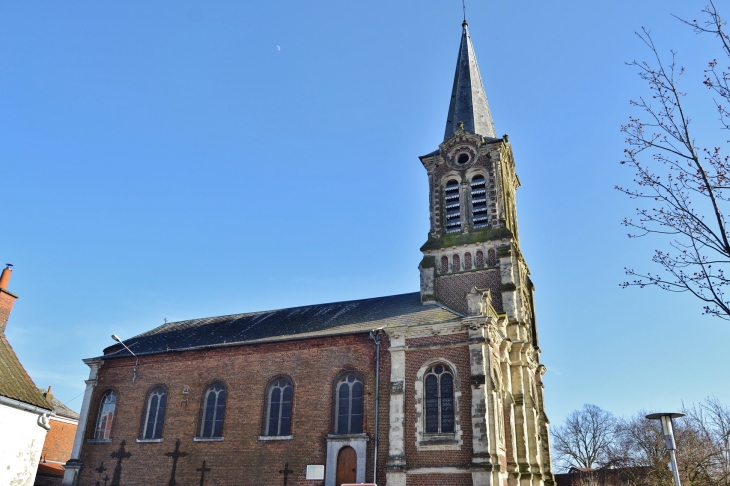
(444, 21, 496, 141)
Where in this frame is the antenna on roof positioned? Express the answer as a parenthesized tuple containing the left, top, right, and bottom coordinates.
(461, 0, 467, 23)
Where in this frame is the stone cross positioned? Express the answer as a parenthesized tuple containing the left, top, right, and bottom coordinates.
(196, 460, 211, 486)
(165, 438, 188, 486)
(110, 440, 131, 486)
(279, 463, 294, 486)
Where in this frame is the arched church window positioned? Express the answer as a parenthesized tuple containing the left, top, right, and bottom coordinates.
(199, 383, 226, 438)
(452, 254, 460, 272)
(141, 386, 167, 440)
(487, 248, 497, 267)
(264, 378, 293, 436)
(424, 364, 454, 434)
(335, 373, 363, 435)
(94, 390, 117, 440)
(476, 250, 484, 268)
(444, 180, 461, 233)
(471, 175, 489, 228)
(464, 252, 472, 270)
(441, 256, 449, 273)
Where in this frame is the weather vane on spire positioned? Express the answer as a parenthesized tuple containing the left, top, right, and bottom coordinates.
(462, 0, 467, 23)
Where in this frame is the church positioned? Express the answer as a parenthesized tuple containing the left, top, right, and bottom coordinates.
(63, 20, 556, 486)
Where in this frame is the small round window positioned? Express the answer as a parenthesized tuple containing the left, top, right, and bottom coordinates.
(457, 153, 470, 165)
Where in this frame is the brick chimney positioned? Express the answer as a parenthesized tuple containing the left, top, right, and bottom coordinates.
(44, 386, 54, 406)
(0, 264, 18, 334)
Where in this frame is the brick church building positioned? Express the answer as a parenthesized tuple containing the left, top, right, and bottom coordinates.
(63, 20, 556, 486)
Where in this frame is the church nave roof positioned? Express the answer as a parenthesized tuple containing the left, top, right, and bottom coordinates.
(102, 292, 460, 358)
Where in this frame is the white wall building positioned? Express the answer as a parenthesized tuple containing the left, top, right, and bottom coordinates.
(0, 266, 54, 486)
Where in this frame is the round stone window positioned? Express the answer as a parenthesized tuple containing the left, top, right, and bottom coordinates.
(457, 153, 470, 165)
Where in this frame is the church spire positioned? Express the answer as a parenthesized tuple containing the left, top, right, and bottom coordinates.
(444, 21, 496, 140)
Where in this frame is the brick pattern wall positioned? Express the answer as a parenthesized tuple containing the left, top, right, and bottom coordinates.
(42, 418, 77, 463)
(435, 269, 502, 315)
(77, 333, 390, 486)
(403, 334, 473, 470)
(407, 473, 473, 485)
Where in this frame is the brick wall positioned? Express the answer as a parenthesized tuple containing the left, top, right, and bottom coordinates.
(403, 333, 473, 471)
(435, 269, 502, 315)
(42, 418, 77, 463)
(407, 473, 473, 485)
(77, 333, 390, 486)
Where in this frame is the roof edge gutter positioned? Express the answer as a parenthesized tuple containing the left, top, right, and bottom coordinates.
(99, 328, 378, 360)
(0, 395, 54, 415)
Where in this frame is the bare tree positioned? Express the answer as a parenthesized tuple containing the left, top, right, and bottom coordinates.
(606, 400, 730, 486)
(617, 1, 730, 319)
(551, 404, 617, 471)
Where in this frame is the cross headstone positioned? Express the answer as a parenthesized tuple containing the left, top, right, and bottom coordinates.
(165, 438, 188, 486)
(279, 463, 294, 486)
(196, 460, 211, 486)
(103, 475, 110, 486)
(110, 440, 131, 486)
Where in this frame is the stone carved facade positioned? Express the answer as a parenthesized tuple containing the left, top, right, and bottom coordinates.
(407, 20, 555, 486)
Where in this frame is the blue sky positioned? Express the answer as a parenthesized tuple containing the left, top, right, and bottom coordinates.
(2, 1, 728, 426)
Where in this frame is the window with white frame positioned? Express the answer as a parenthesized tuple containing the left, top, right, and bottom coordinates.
(335, 373, 363, 434)
(94, 390, 117, 440)
(140, 386, 167, 440)
(265, 378, 293, 436)
(199, 383, 226, 438)
(424, 364, 455, 434)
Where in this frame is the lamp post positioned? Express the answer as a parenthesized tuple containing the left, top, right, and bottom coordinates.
(646, 412, 685, 486)
(111, 334, 139, 382)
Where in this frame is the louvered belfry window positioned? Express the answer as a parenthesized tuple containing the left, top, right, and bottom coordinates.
(335, 373, 363, 434)
(266, 378, 293, 436)
(444, 180, 461, 233)
(470, 175, 489, 229)
(424, 364, 455, 434)
(141, 387, 167, 439)
(200, 383, 226, 438)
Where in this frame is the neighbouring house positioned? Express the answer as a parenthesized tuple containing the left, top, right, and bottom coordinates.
(0, 265, 54, 486)
(34, 387, 79, 486)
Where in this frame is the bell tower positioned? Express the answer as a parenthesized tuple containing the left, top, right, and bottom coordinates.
(412, 21, 555, 486)
(419, 20, 529, 327)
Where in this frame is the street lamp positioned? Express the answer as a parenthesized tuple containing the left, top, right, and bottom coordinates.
(646, 412, 685, 486)
(111, 334, 139, 383)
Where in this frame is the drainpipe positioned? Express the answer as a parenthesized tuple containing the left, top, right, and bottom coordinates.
(369, 329, 382, 483)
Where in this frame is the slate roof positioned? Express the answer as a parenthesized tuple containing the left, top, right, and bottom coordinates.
(37, 388, 79, 420)
(0, 335, 53, 410)
(444, 21, 496, 141)
(103, 292, 461, 359)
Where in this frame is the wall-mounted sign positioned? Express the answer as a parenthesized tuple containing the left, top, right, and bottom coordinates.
(305, 465, 324, 480)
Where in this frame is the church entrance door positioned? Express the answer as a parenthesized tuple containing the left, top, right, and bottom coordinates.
(335, 446, 357, 486)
